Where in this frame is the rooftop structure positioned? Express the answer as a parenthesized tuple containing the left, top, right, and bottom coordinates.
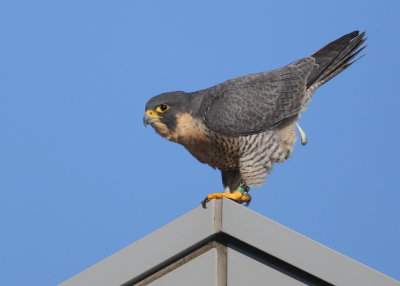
(59, 198, 400, 286)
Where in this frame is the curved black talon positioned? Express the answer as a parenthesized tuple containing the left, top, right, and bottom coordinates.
(201, 198, 208, 209)
(244, 194, 252, 207)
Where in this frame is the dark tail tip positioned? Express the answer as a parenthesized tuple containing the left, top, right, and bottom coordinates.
(307, 31, 367, 88)
(311, 30, 360, 58)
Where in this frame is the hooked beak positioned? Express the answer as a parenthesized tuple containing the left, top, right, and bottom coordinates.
(143, 109, 162, 127)
(143, 113, 153, 126)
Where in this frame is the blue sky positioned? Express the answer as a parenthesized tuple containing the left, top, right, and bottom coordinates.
(1, 1, 399, 285)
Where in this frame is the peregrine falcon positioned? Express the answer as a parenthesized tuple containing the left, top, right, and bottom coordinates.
(143, 31, 366, 207)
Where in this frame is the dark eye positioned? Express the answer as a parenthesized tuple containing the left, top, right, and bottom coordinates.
(156, 104, 170, 113)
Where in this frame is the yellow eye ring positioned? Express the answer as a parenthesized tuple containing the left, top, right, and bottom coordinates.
(156, 104, 170, 113)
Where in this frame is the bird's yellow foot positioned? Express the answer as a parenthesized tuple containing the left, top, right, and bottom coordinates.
(201, 185, 251, 208)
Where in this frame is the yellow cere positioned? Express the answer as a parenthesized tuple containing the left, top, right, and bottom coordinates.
(146, 109, 163, 119)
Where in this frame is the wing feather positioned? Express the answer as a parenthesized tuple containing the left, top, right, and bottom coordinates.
(201, 58, 315, 137)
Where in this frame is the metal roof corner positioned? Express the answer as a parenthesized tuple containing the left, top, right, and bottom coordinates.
(59, 198, 399, 286)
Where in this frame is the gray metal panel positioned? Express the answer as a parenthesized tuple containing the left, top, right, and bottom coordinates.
(220, 198, 400, 286)
(59, 198, 399, 286)
(59, 200, 220, 286)
(227, 247, 308, 286)
(148, 249, 217, 286)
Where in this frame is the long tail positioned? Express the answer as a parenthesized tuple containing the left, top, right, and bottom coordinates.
(307, 31, 367, 89)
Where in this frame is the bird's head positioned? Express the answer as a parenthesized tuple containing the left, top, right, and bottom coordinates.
(144, 91, 192, 139)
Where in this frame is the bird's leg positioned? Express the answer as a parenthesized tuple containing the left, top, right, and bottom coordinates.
(295, 122, 307, 146)
(201, 183, 251, 208)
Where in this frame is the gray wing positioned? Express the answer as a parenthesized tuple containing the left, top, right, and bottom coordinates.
(201, 57, 315, 137)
